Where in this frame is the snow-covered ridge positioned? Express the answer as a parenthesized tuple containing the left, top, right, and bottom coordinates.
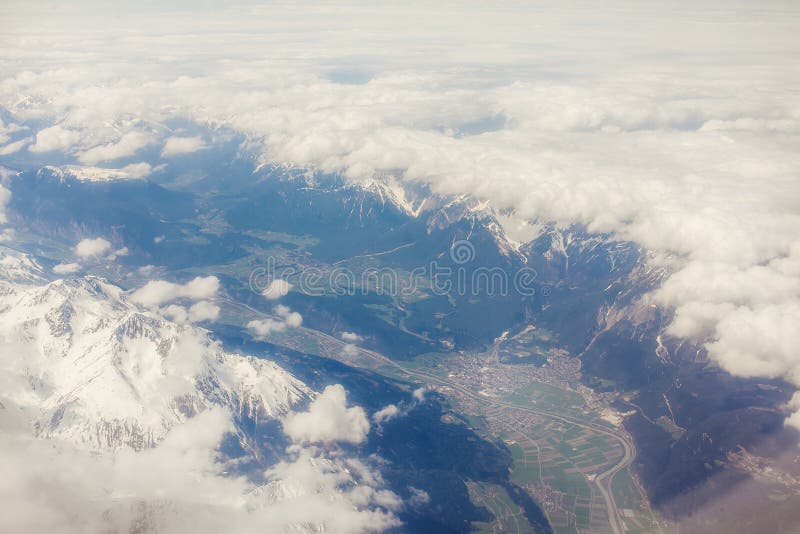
(251, 164, 533, 262)
(0, 246, 403, 533)
(0, 247, 309, 452)
(0, 245, 45, 284)
(37, 163, 151, 182)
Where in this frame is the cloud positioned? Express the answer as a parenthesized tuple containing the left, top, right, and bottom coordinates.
(137, 264, 156, 276)
(247, 305, 302, 339)
(340, 331, 362, 342)
(117, 162, 152, 178)
(258, 446, 401, 533)
(161, 135, 207, 157)
(0, 228, 15, 242)
(1, 2, 800, 418)
(105, 246, 129, 261)
(161, 301, 219, 324)
(372, 404, 399, 424)
(283, 384, 370, 444)
(0, 408, 240, 534)
(340, 332, 363, 357)
(261, 279, 292, 300)
(130, 276, 220, 307)
(408, 487, 431, 507)
(74, 237, 111, 258)
(78, 131, 151, 165)
(275, 304, 302, 327)
(652, 250, 800, 394)
(29, 124, 81, 153)
(706, 304, 800, 383)
(188, 300, 220, 323)
(342, 343, 359, 357)
(247, 317, 287, 338)
(0, 184, 10, 224)
(162, 303, 189, 323)
(53, 262, 80, 274)
(0, 407, 400, 534)
(373, 387, 430, 426)
(0, 138, 29, 155)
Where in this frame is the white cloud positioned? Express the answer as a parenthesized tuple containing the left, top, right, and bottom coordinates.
(161, 302, 219, 324)
(162, 303, 188, 323)
(373, 388, 429, 426)
(261, 279, 292, 300)
(0, 228, 15, 242)
(74, 237, 111, 258)
(53, 262, 80, 274)
(188, 300, 220, 323)
(161, 135, 207, 157)
(785, 393, 800, 431)
(275, 304, 302, 327)
(0, 408, 239, 534)
(78, 131, 151, 165)
(117, 162, 152, 178)
(706, 304, 800, 383)
(29, 124, 81, 153)
(106, 246, 129, 261)
(0, 407, 400, 534)
(408, 487, 431, 507)
(0, 184, 10, 224)
(130, 276, 220, 307)
(283, 384, 370, 444)
(1, 2, 800, 418)
(0, 138, 29, 155)
(258, 446, 401, 533)
(247, 317, 287, 338)
(340, 331, 362, 342)
(247, 305, 302, 339)
(137, 264, 156, 276)
(372, 404, 399, 424)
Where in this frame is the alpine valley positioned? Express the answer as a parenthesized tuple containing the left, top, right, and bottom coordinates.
(0, 129, 798, 533)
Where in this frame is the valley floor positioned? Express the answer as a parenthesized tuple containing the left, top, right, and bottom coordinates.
(250, 310, 666, 533)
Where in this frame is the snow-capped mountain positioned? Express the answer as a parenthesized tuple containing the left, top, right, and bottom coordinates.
(246, 166, 527, 262)
(37, 164, 153, 183)
(0, 245, 45, 284)
(0, 248, 309, 452)
(0, 246, 401, 534)
(423, 193, 528, 261)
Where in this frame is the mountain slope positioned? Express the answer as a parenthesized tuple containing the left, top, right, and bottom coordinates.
(0, 266, 309, 452)
(0, 246, 402, 534)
